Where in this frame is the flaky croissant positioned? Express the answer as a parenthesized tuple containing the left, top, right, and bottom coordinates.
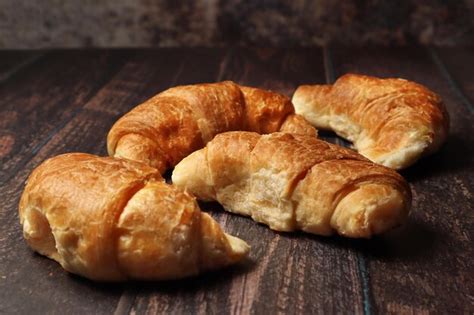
(107, 81, 316, 173)
(172, 132, 411, 238)
(19, 153, 249, 281)
(292, 74, 449, 169)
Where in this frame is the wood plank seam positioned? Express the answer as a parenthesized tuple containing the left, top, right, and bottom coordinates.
(111, 54, 192, 315)
(2, 48, 471, 314)
(326, 46, 474, 313)
(324, 45, 375, 315)
(215, 46, 236, 82)
(356, 252, 373, 315)
(1, 107, 81, 186)
(0, 59, 130, 187)
(2, 51, 211, 314)
(113, 289, 137, 315)
(427, 47, 474, 114)
(0, 52, 48, 84)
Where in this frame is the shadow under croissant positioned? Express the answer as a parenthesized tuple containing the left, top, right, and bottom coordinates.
(55, 218, 437, 291)
(274, 217, 439, 262)
(134, 259, 256, 294)
(200, 199, 439, 263)
(305, 130, 471, 183)
(62, 256, 256, 292)
(401, 133, 474, 183)
(60, 185, 438, 288)
(315, 130, 352, 147)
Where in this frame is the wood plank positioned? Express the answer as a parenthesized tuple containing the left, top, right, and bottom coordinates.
(0, 50, 131, 314)
(3, 47, 471, 314)
(227, 47, 366, 314)
(322, 47, 373, 314)
(130, 47, 366, 314)
(218, 47, 324, 96)
(0, 50, 130, 185)
(329, 46, 474, 314)
(434, 47, 474, 111)
(0, 48, 227, 314)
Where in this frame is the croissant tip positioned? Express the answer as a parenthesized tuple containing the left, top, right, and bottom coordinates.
(332, 184, 409, 238)
(224, 233, 251, 261)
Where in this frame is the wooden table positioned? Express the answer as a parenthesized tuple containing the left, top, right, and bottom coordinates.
(0, 47, 473, 314)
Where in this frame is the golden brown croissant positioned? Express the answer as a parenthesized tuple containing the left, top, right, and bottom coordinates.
(292, 74, 449, 169)
(19, 153, 249, 281)
(172, 132, 411, 238)
(107, 81, 316, 173)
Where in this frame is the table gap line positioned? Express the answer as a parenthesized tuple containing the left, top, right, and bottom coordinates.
(323, 45, 374, 315)
(1, 54, 132, 187)
(111, 57, 188, 314)
(216, 46, 236, 82)
(427, 46, 474, 114)
(113, 288, 137, 315)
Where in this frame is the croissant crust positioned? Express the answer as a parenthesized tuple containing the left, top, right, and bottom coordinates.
(292, 74, 449, 169)
(108, 81, 316, 172)
(172, 132, 411, 238)
(19, 153, 249, 281)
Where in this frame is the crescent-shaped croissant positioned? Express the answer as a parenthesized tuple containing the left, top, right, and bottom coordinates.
(19, 153, 249, 281)
(172, 132, 411, 238)
(292, 74, 449, 169)
(107, 81, 316, 173)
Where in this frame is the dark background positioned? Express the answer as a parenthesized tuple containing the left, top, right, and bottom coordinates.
(1, 0, 473, 48)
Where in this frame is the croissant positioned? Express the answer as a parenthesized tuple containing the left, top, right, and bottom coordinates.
(172, 132, 411, 238)
(107, 81, 316, 173)
(292, 74, 449, 169)
(19, 153, 249, 281)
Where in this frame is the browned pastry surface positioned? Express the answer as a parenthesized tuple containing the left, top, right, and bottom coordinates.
(19, 153, 249, 281)
(292, 74, 449, 169)
(173, 132, 411, 238)
(108, 81, 316, 173)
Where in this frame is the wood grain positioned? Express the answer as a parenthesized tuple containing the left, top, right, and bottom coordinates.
(329, 46, 474, 314)
(434, 47, 474, 111)
(130, 47, 368, 315)
(0, 48, 472, 314)
(0, 50, 130, 315)
(0, 48, 225, 314)
(0, 50, 130, 185)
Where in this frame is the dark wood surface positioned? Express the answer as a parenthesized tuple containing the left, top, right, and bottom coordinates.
(0, 47, 472, 315)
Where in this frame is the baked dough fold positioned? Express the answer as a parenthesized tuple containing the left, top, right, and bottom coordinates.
(173, 132, 411, 238)
(19, 153, 249, 281)
(292, 74, 449, 169)
(108, 81, 316, 173)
